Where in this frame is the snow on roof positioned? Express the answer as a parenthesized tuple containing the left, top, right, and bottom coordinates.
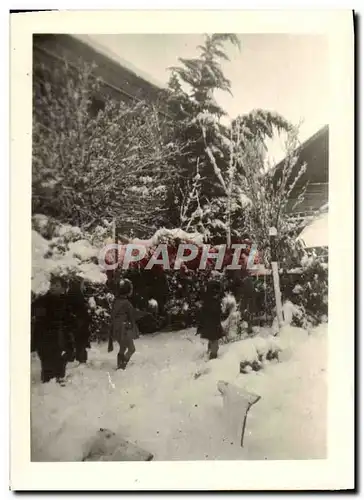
(72, 35, 166, 91)
(297, 212, 328, 248)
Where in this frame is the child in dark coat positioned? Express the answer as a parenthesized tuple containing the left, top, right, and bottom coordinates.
(197, 279, 224, 360)
(67, 278, 91, 364)
(32, 276, 72, 384)
(226, 268, 256, 334)
(108, 279, 139, 370)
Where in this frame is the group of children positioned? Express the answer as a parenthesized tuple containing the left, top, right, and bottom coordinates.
(108, 271, 256, 366)
(31, 276, 91, 384)
(32, 270, 256, 384)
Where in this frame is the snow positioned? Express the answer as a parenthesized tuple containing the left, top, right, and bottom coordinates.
(32, 230, 49, 258)
(55, 224, 82, 240)
(297, 213, 328, 249)
(239, 192, 253, 208)
(131, 227, 205, 247)
(32, 231, 52, 295)
(32, 224, 106, 296)
(88, 297, 97, 309)
(78, 262, 107, 284)
(272, 300, 304, 334)
(148, 298, 158, 310)
(31, 323, 327, 461)
(67, 240, 98, 261)
(293, 284, 304, 294)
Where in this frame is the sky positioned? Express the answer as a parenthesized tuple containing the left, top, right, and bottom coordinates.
(76, 33, 329, 164)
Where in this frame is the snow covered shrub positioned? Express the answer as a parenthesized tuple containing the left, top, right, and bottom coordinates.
(238, 335, 281, 374)
(33, 58, 181, 230)
(32, 218, 107, 312)
(268, 253, 329, 330)
(293, 255, 328, 326)
(84, 284, 113, 341)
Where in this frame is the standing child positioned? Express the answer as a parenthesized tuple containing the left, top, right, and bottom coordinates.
(239, 270, 256, 334)
(108, 278, 139, 370)
(67, 278, 91, 364)
(32, 276, 72, 384)
(196, 279, 224, 360)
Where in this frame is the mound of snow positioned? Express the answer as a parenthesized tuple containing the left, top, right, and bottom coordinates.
(274, 325, 309, 362)
(272, 300, 304, 334)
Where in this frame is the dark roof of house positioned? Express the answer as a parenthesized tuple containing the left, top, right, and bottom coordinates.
(33, 34, 164, 105)
(273, 124, 329, 214)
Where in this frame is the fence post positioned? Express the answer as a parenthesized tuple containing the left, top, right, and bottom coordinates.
(112, 219, 118, 279)
(269, 227, 284, 328)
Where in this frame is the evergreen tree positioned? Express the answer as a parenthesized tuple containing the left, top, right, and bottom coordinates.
(163, 34, 293, 244)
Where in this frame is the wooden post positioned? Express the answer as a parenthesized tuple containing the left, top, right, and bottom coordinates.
(111, 219, 118, 282)
(269, 226, 284, 328)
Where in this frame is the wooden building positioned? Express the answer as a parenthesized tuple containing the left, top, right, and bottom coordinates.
(273, 124, 329, 222)
(33, 34, 166, 237)
(33, 34, 165, 113)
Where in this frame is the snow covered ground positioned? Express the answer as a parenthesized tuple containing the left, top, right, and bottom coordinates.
(31, 323, 327, 462)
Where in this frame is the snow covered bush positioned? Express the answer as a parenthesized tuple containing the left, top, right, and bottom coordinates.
(33, 57, 181, 230)
(291, 254, 328, 326)
(266, 253, 328, 331)
(84, 284, 114, 341)
(225, 334, 282, 374)
(32, 216, 115, 341)
(32, 215, 107, 296)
